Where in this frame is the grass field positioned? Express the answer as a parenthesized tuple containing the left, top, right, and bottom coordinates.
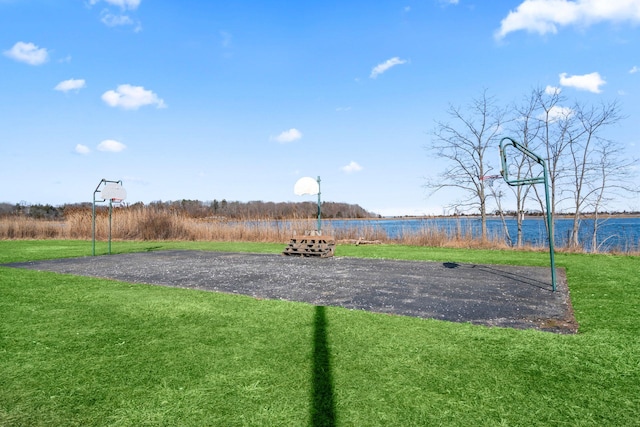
(1, 240, 639, 426)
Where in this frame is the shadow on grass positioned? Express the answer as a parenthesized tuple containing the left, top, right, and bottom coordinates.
(310, 306, 336, 427)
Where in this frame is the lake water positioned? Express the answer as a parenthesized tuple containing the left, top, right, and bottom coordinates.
(325, 216, 640, 252)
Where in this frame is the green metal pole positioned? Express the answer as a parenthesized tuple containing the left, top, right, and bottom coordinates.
(542, 163, 557, 292)
(92, 179, 105, 256)
(108, 199, 112, 255)
(317, 176, 321, 234)
(92, 194, 96, 256)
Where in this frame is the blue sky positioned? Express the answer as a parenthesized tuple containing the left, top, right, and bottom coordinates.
(1, 0, 639, 216)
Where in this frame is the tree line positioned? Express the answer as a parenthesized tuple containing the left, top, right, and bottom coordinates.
(425, 87, 638, 251)
(0, 200, 378, 220)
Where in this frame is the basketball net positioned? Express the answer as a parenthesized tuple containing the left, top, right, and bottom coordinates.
(479, 175, 501, 187)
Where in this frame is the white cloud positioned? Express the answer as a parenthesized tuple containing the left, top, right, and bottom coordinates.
(341, 161, 363, 173)
(630, 66, 639, 74)
(496, 0, 640, 39)
(101, 11, 134, 27)
(543, 105, 574, 122)
(90, 0, 140, 10)
(91, 0, 142, 30)
(440, 0, 459, 5)
(54, 78, 86, 92)
(3, 41, 48, 65)
(110, 0, 140, 9)
(271, 128, 302, 143)
(75, 144, 91, 155)
(370, 57, 407, 79)
(545, 85, 561, 95)
(102, 84, 166, 110)
(559, 71, 606, 93)
(97, 139, 127, 152)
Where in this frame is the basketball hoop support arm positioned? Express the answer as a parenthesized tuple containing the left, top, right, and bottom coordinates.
(500, 137, 557, 292)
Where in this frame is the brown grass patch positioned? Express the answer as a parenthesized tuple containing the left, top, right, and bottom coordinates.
(1, 206, 636, 254)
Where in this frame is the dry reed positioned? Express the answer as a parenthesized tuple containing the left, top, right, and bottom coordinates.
(0, 217, 63, 239)
(1, 207, 636, 254)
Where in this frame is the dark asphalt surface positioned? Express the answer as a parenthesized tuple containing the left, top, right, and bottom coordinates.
(5, 250, 577, 333)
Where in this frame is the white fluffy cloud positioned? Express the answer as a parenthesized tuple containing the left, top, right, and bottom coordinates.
(542, 105, 574, 122)
(54, 79, 86, 92)
(341, 161, 363, 173)
(370, 57, 407, 79)
(102, 84, 166, 110)
(630, 66, 639, 74)
(3, 41, 48, 65)
(90, 0, 141, 10)
(545, 85, 561, 95)
(75, 144, 91, 155)
(496, 0, 640, 39)
(90, 0, 142, 30)
(272, 128, 302, 143)
(101, 11, 134, 27)
(559, 72, 606, 93)
(97, 139, 127, 152)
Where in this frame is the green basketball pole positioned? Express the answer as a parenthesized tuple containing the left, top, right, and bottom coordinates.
(316, 176, 322, 234)
(92, 179, 125, 256)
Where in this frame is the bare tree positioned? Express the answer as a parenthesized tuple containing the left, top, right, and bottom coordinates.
(426, 89, 509, 240)
(485, 178, 512, 245)
(565, 100, 624, 248)
(588, 138, 637, 251)
(528, 87, 575, 243)
(427, 87, 635, 251)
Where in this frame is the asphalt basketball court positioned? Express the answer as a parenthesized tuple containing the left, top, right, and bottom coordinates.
(5, 250, 577, 333)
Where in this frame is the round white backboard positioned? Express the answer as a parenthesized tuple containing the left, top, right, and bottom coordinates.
(294, 177, 319, 196)
(101, 182, 127, 201)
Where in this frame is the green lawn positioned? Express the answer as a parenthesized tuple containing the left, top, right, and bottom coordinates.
(1, 240, 639, 426)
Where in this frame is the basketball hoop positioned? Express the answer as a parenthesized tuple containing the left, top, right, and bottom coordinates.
(500, 136, 556, 292)
(479, 174, 502, 186)
(294, 176, 322, 233)
(92, 179, 127, 256)
(101, 182, 127, 201)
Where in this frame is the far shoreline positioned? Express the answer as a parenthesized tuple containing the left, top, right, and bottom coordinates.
(330, 213, 640, 221)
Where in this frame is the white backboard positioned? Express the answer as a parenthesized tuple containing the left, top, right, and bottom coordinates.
(101, 182, 127, 201)
(294, 177, 319, 196)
